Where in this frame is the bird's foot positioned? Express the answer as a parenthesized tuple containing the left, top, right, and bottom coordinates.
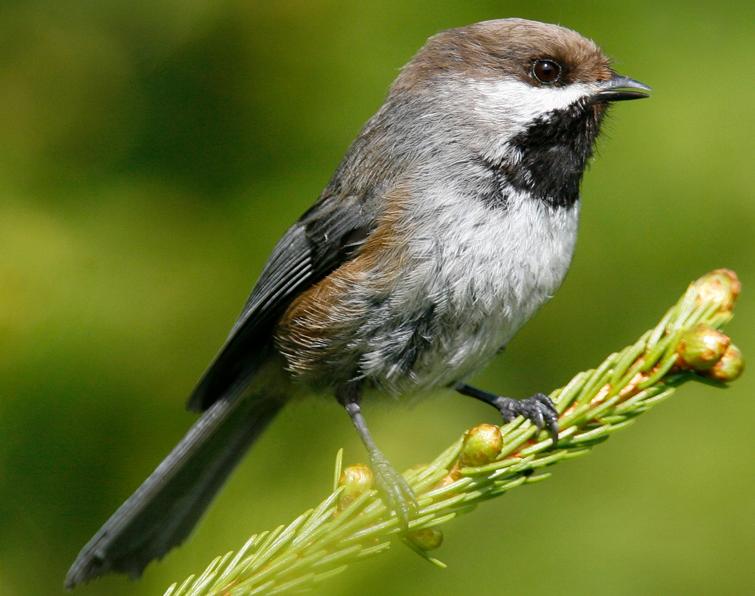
(494, 393, 559, 443)
(369, 452, 417, 530)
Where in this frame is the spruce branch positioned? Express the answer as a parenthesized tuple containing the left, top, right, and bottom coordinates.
(165, 269, 744, 596)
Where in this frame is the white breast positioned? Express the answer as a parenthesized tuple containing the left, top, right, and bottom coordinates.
(358, 182, 580, 395)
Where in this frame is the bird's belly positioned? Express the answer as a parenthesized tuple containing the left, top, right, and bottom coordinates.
(276, 192, 579, 396)
(360, 194, 580, 395)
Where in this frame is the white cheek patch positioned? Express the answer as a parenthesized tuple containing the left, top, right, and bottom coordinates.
(469, 78, 596, 133)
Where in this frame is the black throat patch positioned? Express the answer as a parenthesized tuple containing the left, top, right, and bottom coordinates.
(485, 101, 605, 209)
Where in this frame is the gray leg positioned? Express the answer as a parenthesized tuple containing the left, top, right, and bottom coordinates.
(456, 383, 559, 443)
(337, 386, 417, 528)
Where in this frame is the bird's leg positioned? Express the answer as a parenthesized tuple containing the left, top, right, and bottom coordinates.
(455, 383, 559, 444)
(337, 385, 417, 528)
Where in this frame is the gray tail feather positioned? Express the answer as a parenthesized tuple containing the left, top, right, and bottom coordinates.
(64, 387, 283, 589)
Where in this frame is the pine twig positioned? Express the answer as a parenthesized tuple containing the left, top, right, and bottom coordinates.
(165, 269, 744, 596)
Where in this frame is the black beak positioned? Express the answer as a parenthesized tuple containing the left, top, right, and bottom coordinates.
(594, 75, 651, 103)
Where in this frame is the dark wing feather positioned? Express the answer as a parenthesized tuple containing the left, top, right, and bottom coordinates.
(188, 194, 370, 411)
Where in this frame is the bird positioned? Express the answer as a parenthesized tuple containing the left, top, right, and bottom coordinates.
(65, 17, 649, 588)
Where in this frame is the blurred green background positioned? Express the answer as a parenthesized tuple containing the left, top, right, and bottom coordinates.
(1, 1, 752, 595)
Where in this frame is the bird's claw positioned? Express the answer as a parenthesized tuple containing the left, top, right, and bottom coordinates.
(370, 453, 417, 530)
(495, 393, 559, 444)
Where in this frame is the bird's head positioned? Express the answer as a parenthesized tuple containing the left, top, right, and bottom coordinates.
(394, 18, 649, 132)
(392, 18, 650, 204)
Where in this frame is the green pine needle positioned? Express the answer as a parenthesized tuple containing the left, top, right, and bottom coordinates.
(165, 270, 743, 596)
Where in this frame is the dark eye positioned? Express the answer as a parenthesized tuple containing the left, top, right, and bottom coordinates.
(532, 59, 562, 84)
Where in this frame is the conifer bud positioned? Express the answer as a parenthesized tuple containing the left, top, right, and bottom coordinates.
(338, 464, 374, 511)
(693, 269, 741, 312)
(408, 527, 444, 551)
(677, 324, 730, 371)
(460, 423, 503, 467)
(707, 344, 744, 382)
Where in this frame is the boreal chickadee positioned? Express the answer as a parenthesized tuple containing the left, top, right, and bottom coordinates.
(66, 18, 649, 588)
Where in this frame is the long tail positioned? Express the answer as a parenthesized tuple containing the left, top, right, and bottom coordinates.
(65, 385, 283, 589)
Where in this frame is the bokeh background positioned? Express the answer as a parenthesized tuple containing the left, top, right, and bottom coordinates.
(1, 1, 752, 595)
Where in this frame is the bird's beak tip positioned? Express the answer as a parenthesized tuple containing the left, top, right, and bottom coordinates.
(595, 75, 651, 103)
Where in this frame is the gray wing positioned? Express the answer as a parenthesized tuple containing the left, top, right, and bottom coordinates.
(187, 194, 370, 411)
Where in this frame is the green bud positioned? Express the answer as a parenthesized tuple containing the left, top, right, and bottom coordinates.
(693, 269, 741, 312)
(408, 527, 444, 551)
(677, 324, 730, 371)
(707, 344, 744, 382)
(338, 464, 374, 511)
(460, 423, 503, 467)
